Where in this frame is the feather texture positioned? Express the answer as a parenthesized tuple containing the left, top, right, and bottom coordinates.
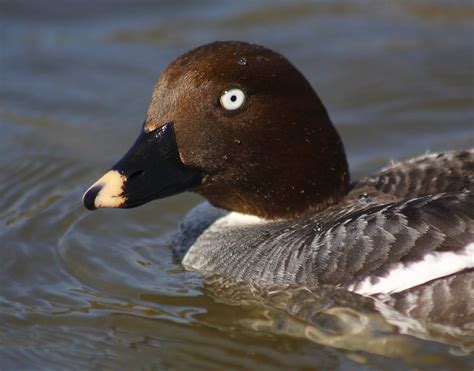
(175, 149, 474, 323)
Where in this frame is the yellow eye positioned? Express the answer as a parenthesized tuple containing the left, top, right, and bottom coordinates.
(219, 88, 246, 110)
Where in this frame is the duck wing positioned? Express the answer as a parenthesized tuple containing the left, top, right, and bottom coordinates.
(184, 192, 473, 294)
(350, 148, 474, 202)
(309, 191, 474, 295)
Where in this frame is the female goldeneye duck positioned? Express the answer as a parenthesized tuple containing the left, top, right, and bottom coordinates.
(82, 41, 473, 326)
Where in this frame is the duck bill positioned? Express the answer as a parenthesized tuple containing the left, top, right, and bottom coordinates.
(82, 122, 202, 210)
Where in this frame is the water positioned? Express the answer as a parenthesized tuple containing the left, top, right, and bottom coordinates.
(1, 0, 473, 369)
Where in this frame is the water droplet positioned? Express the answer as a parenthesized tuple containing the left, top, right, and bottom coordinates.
(300, 189, 305, 194)
(313, 223, 322, 233)
(222, 155, 228, 161)
(234, 139, 241, 145)
(238, 57, 247, 66)
(358, 192, 372, 203)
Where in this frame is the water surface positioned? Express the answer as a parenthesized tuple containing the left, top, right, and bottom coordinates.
(1, 1, 473, 369)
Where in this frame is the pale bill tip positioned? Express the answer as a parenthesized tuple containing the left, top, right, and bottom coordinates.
(83, 170, 126, 209)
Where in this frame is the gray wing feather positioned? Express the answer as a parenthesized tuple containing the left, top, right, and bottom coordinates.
(186, 192, 473, 288)
(351, 149, 474, 200)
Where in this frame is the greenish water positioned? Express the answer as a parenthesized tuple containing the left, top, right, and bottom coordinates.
(1, 1, 473, 369)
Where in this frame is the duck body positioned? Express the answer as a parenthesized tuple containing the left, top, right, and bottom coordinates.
(175, 150, 474, 296)
(82, 41, 474, 325)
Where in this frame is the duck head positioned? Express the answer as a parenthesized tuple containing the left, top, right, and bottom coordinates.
(82, 41, 350, 219)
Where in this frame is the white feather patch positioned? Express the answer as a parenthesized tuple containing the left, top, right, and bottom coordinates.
(348, 242, 474, 295)
(215, 211, 264, 227)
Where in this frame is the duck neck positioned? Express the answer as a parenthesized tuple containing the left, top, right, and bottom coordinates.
(198, 129, 351, 220)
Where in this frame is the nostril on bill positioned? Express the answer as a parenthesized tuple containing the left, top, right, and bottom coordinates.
(83, 185, 103, 210)
(128, 170, 145, 180)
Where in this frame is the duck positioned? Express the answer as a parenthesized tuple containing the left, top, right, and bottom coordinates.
(82, 41, 474, 325)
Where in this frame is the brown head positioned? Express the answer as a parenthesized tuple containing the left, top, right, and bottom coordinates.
(83, 41, 350, 220)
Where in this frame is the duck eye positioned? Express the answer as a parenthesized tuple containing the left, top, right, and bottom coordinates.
(219, 88, 245, 110)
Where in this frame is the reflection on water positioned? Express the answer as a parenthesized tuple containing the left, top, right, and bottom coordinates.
(1, 0, 473, 369)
